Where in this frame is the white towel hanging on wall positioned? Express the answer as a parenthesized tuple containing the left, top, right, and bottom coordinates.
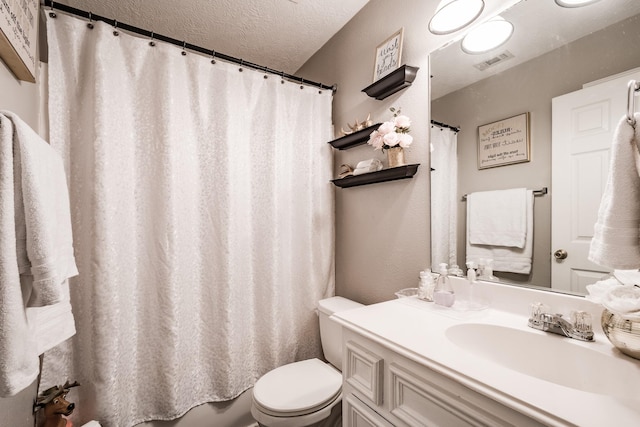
(0, 111, 78, 397)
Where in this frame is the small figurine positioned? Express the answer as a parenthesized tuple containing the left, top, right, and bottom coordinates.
(35, 380, 81, 427)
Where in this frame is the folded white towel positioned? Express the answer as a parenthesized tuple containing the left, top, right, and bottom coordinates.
(588, 113, 640, 269)
(355, 158, 382, 170)
(467, 188, 528, 248)
(352, 158, 383, 176)
(26, 280, 76, 355)
(0, 112, 78, 397)
(3, 110, 79, 306)
(467, 190, 534, 274)
(585, 277, 622, 304)
(0, 114, 39, 396)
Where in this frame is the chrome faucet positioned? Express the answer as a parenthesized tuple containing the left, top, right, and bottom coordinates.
(527, 303, 594, 342)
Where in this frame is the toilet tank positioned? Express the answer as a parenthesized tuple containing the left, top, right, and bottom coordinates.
(317, 296, 363, 371)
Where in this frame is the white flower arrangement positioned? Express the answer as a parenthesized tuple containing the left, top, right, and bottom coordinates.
(368, 107, 413, 151)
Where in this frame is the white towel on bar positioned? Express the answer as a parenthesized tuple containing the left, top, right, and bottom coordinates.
(467, 188, 528, 248)
(4, 110, 79, 306)
(467, 190, 534, 274)
(589, 113, 640, 269)
(0, 112, 78, 397)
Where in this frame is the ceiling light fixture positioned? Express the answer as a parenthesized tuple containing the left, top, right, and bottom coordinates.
(428, 0, 485, 35)
(554, 0, 601, 7)
(461, 16, 514, 55)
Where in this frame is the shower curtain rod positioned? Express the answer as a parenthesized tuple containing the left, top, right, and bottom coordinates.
(431, 119, 460, 132)
(42, 0, 337, 93)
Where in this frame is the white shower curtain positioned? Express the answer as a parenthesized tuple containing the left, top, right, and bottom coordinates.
(42, 13, 334, 427)
(430, 126, 458, 268)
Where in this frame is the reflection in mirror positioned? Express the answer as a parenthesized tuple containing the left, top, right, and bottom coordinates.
(430, 0, 640, 294)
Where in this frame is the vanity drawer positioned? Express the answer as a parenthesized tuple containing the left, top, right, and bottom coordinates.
(344, 394, 394, 427)
(345, 340, 384, 405)
(389, 362, 480, 426)
(388, 360, 546, 427)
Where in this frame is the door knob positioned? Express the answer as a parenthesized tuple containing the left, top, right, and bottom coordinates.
(554, 249, 568, 260)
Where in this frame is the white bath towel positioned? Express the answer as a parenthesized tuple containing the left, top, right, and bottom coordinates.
(3, 110, 79, 305)
(26, 281, 75, 355)
(467, 190, 534, 274)
(0, 112, 78, 397)
(588, 113, 640, 269)
(467, 188, 528, 248)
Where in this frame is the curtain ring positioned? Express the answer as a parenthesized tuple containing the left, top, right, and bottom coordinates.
(113, 20, 119, 36)
(263, 66, 268, 79)
(239, 59, 244, 72)
(149, 32, 155, 47)
(181, 41, 187, 56)
(281, 71, 285, 84)
(300, 78, 304, 90)
(49, 0, 57, 18)
(87, 12, 94, 29)
(211, 50, 216, 64)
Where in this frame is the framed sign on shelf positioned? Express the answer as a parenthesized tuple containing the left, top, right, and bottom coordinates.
(372, 28, 404, 82)
(0, 0, 38, 82)
(477, 112, 530, 169)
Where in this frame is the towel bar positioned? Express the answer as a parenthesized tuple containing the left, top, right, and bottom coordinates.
(461, 187, 547, 201)
(628, 79, 640, 127)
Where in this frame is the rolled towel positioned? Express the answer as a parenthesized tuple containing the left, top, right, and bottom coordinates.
(602, 285, 640, 319)
(585, 277, 622, 304)
(352, 158, 383, 176)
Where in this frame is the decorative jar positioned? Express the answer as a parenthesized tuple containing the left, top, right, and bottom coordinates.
(387, 146, 405, 168)
(601, 308, 640, 360)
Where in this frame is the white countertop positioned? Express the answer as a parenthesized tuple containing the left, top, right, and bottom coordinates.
(332, 278, 640, 427)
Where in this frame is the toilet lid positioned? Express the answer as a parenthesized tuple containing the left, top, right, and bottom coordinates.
(253, 358, 342, 415)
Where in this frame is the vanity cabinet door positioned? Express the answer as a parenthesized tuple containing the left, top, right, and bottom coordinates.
(345, 340, 384, 405)
(344, 395, 394, 427)
(342, 330, 547, 427)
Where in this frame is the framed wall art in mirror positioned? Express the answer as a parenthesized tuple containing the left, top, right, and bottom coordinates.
(477, 112, 530, 169)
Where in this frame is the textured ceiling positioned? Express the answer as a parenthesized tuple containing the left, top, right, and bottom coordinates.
(51, 0, 370, 74)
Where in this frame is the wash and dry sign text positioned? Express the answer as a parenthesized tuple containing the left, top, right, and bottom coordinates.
(477, 112, 530, 169)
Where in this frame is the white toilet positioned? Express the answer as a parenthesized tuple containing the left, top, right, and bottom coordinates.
(251, 296, 363, 427)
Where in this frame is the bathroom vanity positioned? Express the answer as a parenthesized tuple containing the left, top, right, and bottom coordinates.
(332, 278, 640, 427)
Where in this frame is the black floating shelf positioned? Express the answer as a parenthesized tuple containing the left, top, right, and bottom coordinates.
(362, 65, 420, 100)
(332, 164, 420, 188)
(328, 123, 381, 150)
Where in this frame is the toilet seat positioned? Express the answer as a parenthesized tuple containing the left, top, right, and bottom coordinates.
(252, 358, 342, 417)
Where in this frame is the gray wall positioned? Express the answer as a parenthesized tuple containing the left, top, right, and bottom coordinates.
(297, 0, 519, 304)
(432, 14, 640, 287)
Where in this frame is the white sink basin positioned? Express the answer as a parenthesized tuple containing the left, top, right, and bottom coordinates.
(446, 323, 640, 400)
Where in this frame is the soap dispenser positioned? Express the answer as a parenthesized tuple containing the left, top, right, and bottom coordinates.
(434, 263, 455, 307)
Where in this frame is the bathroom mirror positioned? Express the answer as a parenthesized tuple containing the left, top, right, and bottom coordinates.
(429, 0, 640, 294)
